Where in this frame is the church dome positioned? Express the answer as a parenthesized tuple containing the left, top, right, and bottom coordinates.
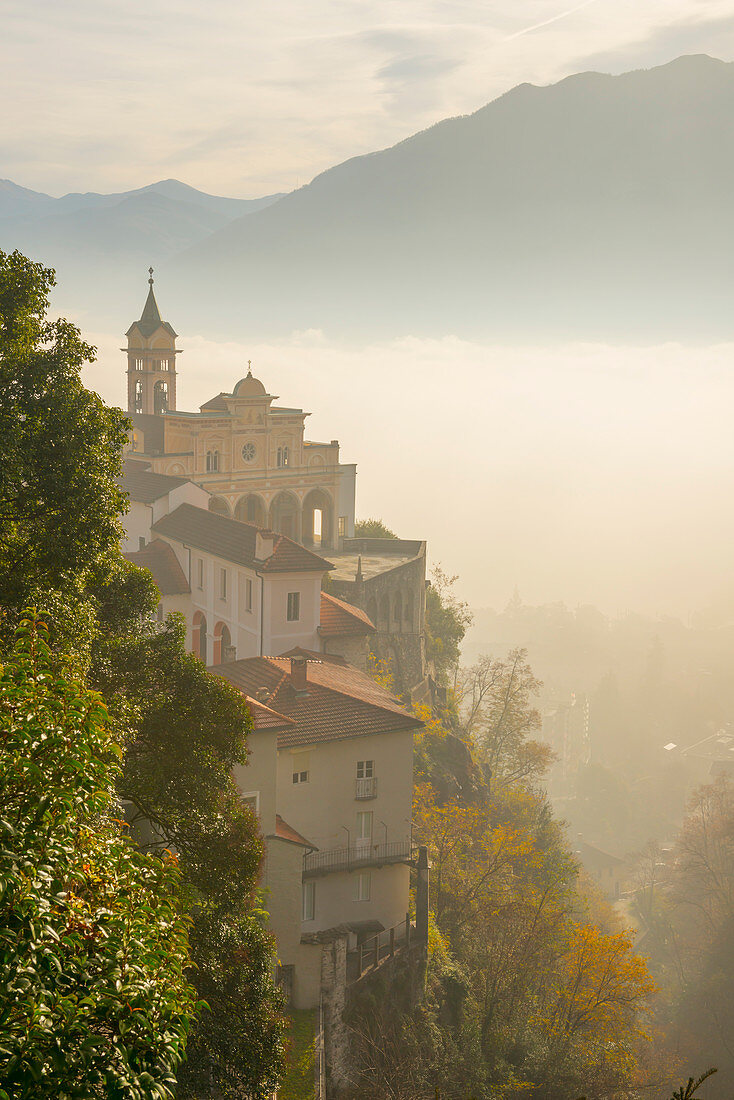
(233, 368, 267, 397)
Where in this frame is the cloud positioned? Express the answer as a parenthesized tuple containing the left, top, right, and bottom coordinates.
(82, 326, 734, 617)
(6, 0, 734, 196)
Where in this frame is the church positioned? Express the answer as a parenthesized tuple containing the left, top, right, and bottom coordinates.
(125, 270, 356, 550)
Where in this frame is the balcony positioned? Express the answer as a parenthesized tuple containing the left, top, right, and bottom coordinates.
(303, 840, 412, 878)
(355, 777, 378, 800)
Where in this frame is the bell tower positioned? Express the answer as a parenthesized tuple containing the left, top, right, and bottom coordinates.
(125, 268, 180, 415)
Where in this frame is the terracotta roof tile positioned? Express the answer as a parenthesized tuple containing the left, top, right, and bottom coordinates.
(319, 591, 376, 637)
(119, 465, 189, 504)
(272, 814, 315, 848)
(152, 503, 333, 574)
(124, 539, 190, 595)
(216, 656, 422, 749)
(243, 695, 295, 731)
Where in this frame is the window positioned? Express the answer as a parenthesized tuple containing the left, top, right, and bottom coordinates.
(134, 379, 143, 412)
(277, 445, 290, 467)
(197, 559, 204, 589)
(219, 568, 227, 600)
(292, 770, 309, 784)
(138, 536, 146, 551)
(245, 578, 253, 611)
(356, 760, 374, 779)
(241, 441, 256, 463)
(302, 881, 315, 922)
(287, 591, 300, 622)
(338, 516, 347, 538)
(354, 872, 371, 902)
(206, 450, 219, 473)
(356, 811, 373, 845)
(241, 791, 259, 816)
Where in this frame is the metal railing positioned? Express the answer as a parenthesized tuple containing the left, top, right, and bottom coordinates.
(303, 840, 412, 877)
(355, 777, 378, 800)
(356, 915, 414, 979)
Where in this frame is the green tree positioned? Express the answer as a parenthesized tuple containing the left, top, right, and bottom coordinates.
(425, 566, 473, 686)
(91, 599, 287, 1098)
(0, 616, 197, 1099)
(0, 252, 287, 1095)
(0, 250, 129, 656)
(354, 517, 398, 539)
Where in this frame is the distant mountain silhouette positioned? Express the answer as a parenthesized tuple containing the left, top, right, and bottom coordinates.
(3, 55, 734, 340)
(0, 180, 282, 321)
(168, 54, 734, 340)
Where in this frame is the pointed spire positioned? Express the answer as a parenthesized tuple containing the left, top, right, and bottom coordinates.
(129, 266, 177, 339)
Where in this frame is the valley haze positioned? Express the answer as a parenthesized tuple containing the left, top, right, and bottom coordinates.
(2, 55, 732, 622)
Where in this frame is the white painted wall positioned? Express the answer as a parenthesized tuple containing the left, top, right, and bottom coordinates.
(262, 572, 322, 655)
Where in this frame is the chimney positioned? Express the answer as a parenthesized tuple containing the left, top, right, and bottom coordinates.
(290, 655, 308, 695)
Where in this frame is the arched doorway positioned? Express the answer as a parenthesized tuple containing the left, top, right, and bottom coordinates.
(213, 622, 232, 665)
(193, 611, 208, 663)
(302, 489, 333, 549)
(208, 496, 231, 518)
(270, 491, 300, 541)
(234, 494, 267, 527)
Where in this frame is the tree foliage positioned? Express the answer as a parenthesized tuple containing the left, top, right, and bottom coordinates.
(0, 251, 287, 1096)
(0, 616, 197, 1099)
(354, 518, 398, 539)
(0, 250, 129, 656)
(424, 566, 473, 685)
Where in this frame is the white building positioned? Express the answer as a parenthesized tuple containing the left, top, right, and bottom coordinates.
(220, 653, 422, 1008)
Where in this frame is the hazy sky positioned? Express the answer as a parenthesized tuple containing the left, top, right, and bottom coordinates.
(5, 0, 734, 196)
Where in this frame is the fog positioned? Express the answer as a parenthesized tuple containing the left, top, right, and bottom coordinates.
(83, 326, 734, 619)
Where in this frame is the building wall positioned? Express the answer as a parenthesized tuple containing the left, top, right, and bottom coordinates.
(276, 728, 414, 936)
(321, 634, 370, 671)
(303, 863, 410, 935)
(232, 726, 278, 837)
(154, 538, 322, 661)
(276, 729, 413, 854)
(329, 542, 427, 694)
(262, 572, 323, 655)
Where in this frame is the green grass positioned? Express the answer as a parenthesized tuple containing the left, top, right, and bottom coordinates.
(278, 1009, 317, 1100)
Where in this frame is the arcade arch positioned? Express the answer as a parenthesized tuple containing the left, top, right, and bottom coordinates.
(208, 496, 231, 518)
(302, 488, 333, 549)
(270, 491, 300, 541)
(235, 493, 267, 527)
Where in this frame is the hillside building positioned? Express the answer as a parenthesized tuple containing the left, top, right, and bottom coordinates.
(220, 653, 422, 1009)
(124, 273, 356, 549)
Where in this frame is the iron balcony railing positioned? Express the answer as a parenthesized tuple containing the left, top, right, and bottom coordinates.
(355, 777, 378, 800)
(303, 840, 412, 878)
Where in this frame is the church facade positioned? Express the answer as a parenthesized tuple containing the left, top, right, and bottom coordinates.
(125, 273, 356, 550)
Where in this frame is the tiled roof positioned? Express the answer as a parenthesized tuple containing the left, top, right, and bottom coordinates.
(244, 695, 295, 731)
(279, 646, 349, 667)
(123, 539, 190, 595)
(152, 504, 333, 574)
(215, 656, 422, 749)
(119, 464, 189, 503)
(272, 814, 315, 849)
(319, 592, 375, 637)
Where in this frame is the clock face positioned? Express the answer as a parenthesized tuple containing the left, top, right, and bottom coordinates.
(241, 441, 256, 463)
